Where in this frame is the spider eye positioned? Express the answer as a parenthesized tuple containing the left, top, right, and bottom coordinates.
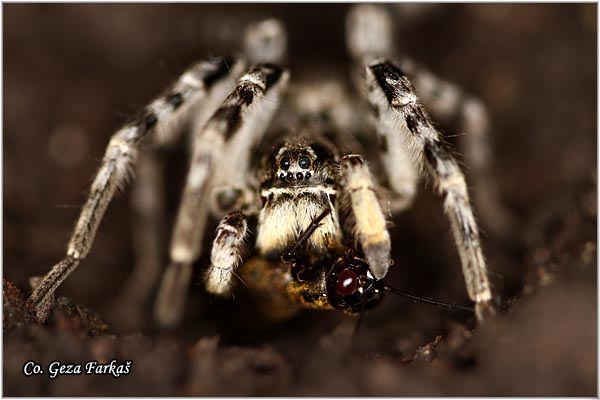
(299, 156, 311, 169)
(335, 269, 358, 296)
(280, 157, 291, 170)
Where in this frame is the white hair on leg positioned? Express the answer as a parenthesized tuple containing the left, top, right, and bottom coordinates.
(366, 60, 494, 321)
(28, 56, 243, 323)
(155, 64, 289, 327)
(340, 154, 391, 280)
(205, 212, 249, 296)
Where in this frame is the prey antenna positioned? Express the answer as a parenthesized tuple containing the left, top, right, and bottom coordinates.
(384, 285, 474, 313)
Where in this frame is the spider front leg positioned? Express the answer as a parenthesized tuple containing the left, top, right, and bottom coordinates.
(366, 61, 494, 321)
(27, 57, 245, 322)
(399, 59, 516, 237)
(340, 155, 391, 280)
(204, 211, 249, 296)
(154, 64, 289, 328)
(347, 4, 513, 237)
(346, 5, 418, 213)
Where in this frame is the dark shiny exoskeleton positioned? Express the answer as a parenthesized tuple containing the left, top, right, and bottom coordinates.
(282, 207, 384, 315)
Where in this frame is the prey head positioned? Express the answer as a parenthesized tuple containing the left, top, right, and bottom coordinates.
(326, 254, 385, 314)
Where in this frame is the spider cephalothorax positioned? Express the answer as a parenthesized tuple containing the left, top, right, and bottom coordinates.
(275, 145, 318, 182)
(256, 138, 342, 261)
(28, 5, 505, 328)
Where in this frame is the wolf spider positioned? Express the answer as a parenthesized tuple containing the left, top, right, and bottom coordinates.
(29, 5, 509, 328)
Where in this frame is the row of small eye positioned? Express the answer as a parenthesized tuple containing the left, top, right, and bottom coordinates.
(280, 156, 311, 171)
(279, 171, 312, 180)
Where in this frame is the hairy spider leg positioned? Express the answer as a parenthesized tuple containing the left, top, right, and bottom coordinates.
(366, 60, 494, 321)
(27, 57, 245, 322)
(398, 59, 516, 237)
(339, 155, 392, 280)
(346, 4, 419, 212)
(347, 3, 514, 235)
(155, 65, 289, 328)
(204, 211, 249, 296)
(153, 18, 290, 327)
(244, 18, 288, 65)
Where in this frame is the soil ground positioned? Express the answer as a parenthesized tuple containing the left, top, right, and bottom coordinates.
(3, 4, 597, 396)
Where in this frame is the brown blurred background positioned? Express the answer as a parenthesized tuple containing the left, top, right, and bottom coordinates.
(3, 3, 597, 396)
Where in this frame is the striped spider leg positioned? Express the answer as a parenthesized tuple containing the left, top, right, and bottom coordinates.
(347, 4, 513, 235)
(398, 58, 516, 237)
(154, 65, 290, 328)
(153, 19, 290, 328)
(27, 57, 246, 322)
(366, 60, 495, 321)
(346, 4, 496, 321)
